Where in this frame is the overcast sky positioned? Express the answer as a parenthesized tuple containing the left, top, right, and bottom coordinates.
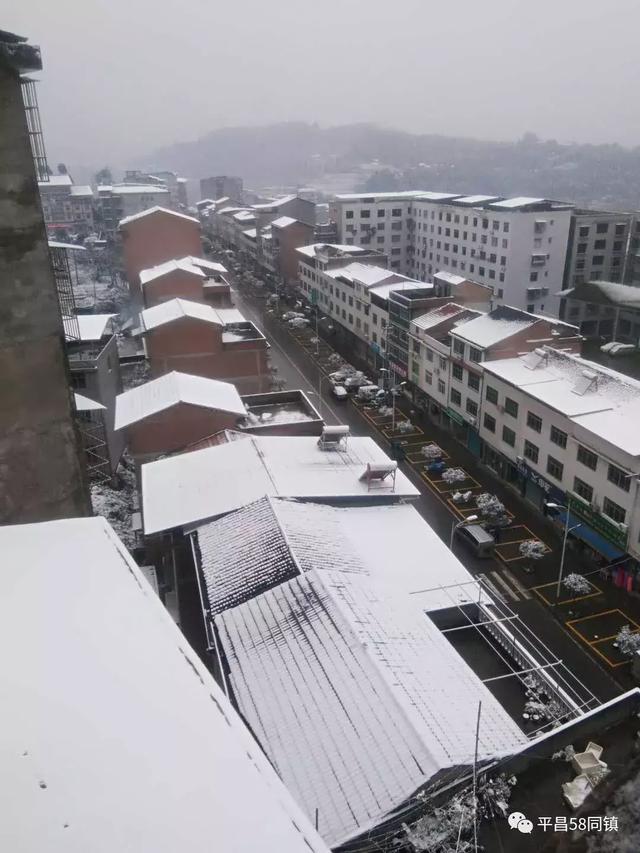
(6, 0, 640, 170)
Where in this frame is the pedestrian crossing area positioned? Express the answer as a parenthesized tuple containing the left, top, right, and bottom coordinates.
(478, 568, 532, 603)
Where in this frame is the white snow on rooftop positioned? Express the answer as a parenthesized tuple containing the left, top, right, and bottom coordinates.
(296, 243, 367, 258)
(74, 392, 105, 411)
(48, 240, 87, 252)
(64, 313, 115, 342)
(326, 262, 399, 287)
(139, 257, 205, 285)
(141, 435, 419, 534)
(113, 184, 170, 195)
(334, 190, 426, 201)
(484, 347, 640, 454)
(412, 303, 470, 332)
(210, 500, 525, 845)
(251, 194, 297, 209)
(271, 215, 297, 228)
(233, 210, 255, 222)
(489, 196, 546, 209)
(38, 173, 72, 187)
(214, 307, 245, 324)
(434, 270, 467, 286)
(415, 191, 461, 201)
(453, 195, 501, 205)
(119, 206, 197, 228)
(368, 279, 428, 299)
(242, 227, 257, 239)
(0, 516, 328, 853)
(69, 184, 93, 197)
(115, 371, 246, 430)
(187, 256, 227, 274)
(453, 309, 535, 348)
(139, 298, 223, 331)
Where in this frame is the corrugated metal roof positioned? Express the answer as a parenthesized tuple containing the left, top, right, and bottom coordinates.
(115, 371, 246, 430)
(139, 298, 223, 331)
(0, 516, 328, 853)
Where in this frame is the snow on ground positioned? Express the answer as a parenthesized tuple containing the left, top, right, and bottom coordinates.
(72, 257, 129, 313)
(90, 452, 137, 550)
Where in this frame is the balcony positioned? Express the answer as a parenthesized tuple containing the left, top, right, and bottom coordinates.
(531, 254, 547, 267)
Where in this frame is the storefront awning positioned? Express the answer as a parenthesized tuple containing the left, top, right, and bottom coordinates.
(557, 509, 625, 562)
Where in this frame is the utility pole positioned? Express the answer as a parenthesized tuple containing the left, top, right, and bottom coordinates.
(472, 701, 482, 853)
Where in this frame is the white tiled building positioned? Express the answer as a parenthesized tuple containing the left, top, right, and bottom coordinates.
(331, 192, 575, 314)
(479, 347, 640, 561)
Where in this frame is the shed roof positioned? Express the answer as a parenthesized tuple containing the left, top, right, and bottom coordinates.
(139, 298, 224, 331)
(115, 371, 246, 430)
(119, 206, 198, 228)
(0, 516, 328, 853)
(139, 257, 205, 285)
(73, 392, 105, 411)
(271, 215, 298, 228)
(64, 313, 115, 342)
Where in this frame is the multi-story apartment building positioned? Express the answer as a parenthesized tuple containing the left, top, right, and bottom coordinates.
(38, 173, 95, 237)
(479, 346, 640, 564)
(408, 305, 581, 451)
(563, 209, 634, 289)
(558, 279, 640, 342)
(331, 192, 576, 315)
(0, 29, 90, 522)
(200, 175, 243, 204)
(96, 184, 171, 238)
(626, 218, 640, 286)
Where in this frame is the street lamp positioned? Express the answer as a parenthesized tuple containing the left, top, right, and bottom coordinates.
(450, 515, 479, 549)
(545, 502, 583, 600)
(391, 381, 407, 433)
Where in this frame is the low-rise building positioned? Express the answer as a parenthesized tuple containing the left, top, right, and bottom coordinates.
(563, 209, 634, 289)
(0, 515, 329, 853)
(96, 184, 171, 238)
(558, 279, 640, 342)
(479, 346, 640, 566)
(137, 297, 270, 392)
(200, 175, 243, 204)
(65, 313, 125, 475)
(115, 372, 248, 464)
(38, 174, 95, 237)
(270, 216, 315, 289)
(119, 207, 202, 305)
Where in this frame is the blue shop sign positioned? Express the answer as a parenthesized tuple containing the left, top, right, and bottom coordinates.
(517, 460, 564, 503)
(370, 342, 381, 354)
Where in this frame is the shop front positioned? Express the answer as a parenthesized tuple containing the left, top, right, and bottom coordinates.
(562, 495, 628, 563)
(444, 407, 468, 444)
(482, 444, 520, 486)
(517, 460, 565, 512)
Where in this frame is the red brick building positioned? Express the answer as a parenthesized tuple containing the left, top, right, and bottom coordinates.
(140, 259, 207, 307)
(138, 298, 271, 393)
(270, 216, 315, 288)
(119, 207, 202, 305)
(114, 371, 247, 463)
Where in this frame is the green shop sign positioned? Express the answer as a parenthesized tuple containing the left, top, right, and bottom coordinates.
(567, 494, 628, 550)
(445, 407, 465, 426)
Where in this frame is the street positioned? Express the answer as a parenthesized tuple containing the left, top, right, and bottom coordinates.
(228, 275, 627, 708)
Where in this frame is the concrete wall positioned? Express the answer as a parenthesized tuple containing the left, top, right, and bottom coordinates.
(121, 212, 202, 303)
(275, 221, 314, 284)
(0, 64, 90, 522)
(125, 403, 239, 460)
(142, 268, 205, 307)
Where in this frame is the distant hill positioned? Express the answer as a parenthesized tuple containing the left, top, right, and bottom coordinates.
(145, 122, 640, 209)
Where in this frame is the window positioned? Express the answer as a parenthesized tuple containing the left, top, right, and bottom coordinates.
(502, 425, 516, 447)
(426, 348, 433, 362)
(439, 356, 446, 369)
(483, 413, 496, 432)
(486, 385, 498, 404)
(504, 397, 518, 418)
(467, 372, 480, 391)
(524, 440, 539, 464)
(377, 208, 385, 218)
(578, 226, 589, 237)
(577, 445, 598, 470)
(453, 338, 465, 356)
(360, 209, 370, 218)
(573, 477, 593, 503)
(452, 364, 463, 381)
(592, 255, 604, 266)
(577, 243, 587, 254)
(603, 497, 626, 525)
(547, 456, 564, 481)
(346, 210, 354, 219)
(466, 346, 481, 364)
(466, 398, 478, 417)
(527, 411, 542, 433)
(391, 248, 401, 256)
(450, 388, 462, 406)
(424, 370, 433, 385)
(615, 223, 625, 236)
(613, 241, 623, 252)
(437, 379, 446, 394)
(608, 463, 631, 492)
(392, 208, 402, 216)
(596, 222, 609, 234)
(530, 272, 539, 282)
(594, 239, 606, 250)
(550, 425, 567, 448)
(348, 313, 353, 324)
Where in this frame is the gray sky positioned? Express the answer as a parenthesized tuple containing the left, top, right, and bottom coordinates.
(6, 0, 640, 169)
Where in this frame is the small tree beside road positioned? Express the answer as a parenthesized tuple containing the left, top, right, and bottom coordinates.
(562, 573, 591, 597)
(519, 539, 546, 573)
(616, 625, 640, 657)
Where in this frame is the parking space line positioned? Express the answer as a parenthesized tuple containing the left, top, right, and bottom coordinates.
(501, 568, 532, 600)
(490, 571, 519, 602)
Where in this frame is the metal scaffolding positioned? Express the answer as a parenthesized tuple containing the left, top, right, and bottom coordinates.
(77, 411, 110, 483)
(49, 245, 80, 340)
(20, 76, 49, 183)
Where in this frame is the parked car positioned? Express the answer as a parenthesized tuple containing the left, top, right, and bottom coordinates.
(331, 385, 349, 401)
(455, 524, 496, 558)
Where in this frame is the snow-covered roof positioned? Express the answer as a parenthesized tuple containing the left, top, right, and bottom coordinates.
(484, 347, 640, 455)
(74, 392, 105, 411)
(334, 190, 426, 201)
(38, 173, 72, 187)
(271, 215, 297, 228)
(70, 184, 93, 197)
(412, 303, 470, 332)
(115, 371, 246, 430)
(452, 306, 536, 348)
(489, 196, 546, 209)
(326, 262, 398, 288)
(139, 298, 223, 331)
(48, 240, 86, 251)
(434, 270, 467, 286)
(241, 227, 257, 239)
(251, 193, 297, 210)
(561, 280, 640, 309)
(216, 205, 244, 216)
(206, 502, 525, 846)
(186, 255, 227, 274)
(296, 243, 367, 258)
(139, 257, 205, 285)
(216, 308, 245, 324)
(119, 206, 198, 228)
(0, 516, 328, 853)
(141, 435, 419, 534)
(113, 184, 171, 196)
(64, 313, 115, 342)
(453, 195, 501, 206)
(368, 280, 428, 300)
(232, 210, 255, 222)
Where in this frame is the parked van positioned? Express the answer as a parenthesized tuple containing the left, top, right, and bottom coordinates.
(331, 385, 349, 401)
(455, 524, 495, 558)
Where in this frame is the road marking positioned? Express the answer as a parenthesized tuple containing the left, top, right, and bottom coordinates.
(479, 574, 507, 604)
(490, 571, 519, 601)
(502, 567, 532, 600)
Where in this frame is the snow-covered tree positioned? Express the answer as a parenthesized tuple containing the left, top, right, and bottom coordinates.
(328, 353, 343, 366)
(476, 493, 507, 523)
(616, 625, 640, 657)
(442, 467, 467, 484)
(518, 539, 546, 560)
(396, 419, 414, 433)
(522, 674, 567, 727)
(562, 573, 591, 596)
(421, 443, 443, 460)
